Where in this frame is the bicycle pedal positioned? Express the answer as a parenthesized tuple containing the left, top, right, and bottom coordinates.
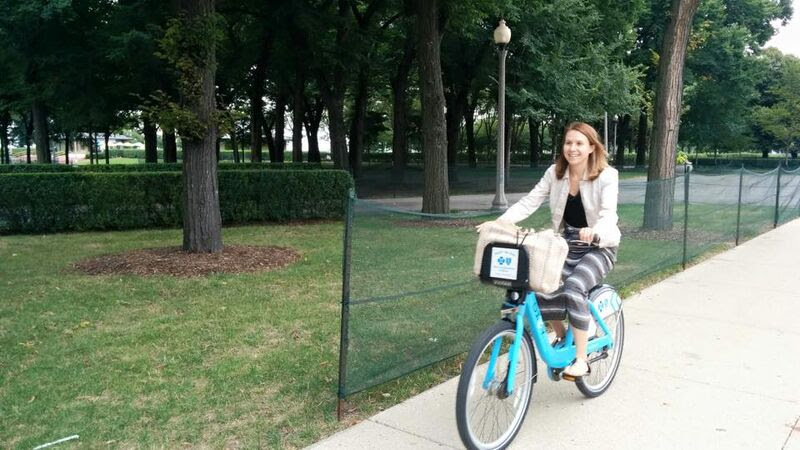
(560, 373, 578, 382)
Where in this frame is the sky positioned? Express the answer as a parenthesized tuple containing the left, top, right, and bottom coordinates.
(765, 0, 800, 57)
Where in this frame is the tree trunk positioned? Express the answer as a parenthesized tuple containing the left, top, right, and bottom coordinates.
(250, 77, 264, 163)
(32, 101, 50, 163)
(305, 122, 320, 163)
(614, 114, 629, 167)
(349, 68, 368, 177)
(643, 0, 700, 230)
(273, 92, 286, 163)
(249, 39, 269, 163)
(528, 117, 539, 168)
(539, 121, 546, 162)
(181, 0, 222, 252)
(263, 113, 275, 161)
(0, 111, 9, 164)
(163, 129, 178, 163)
(445, 89, 467, 169)
(64, 132, 70, 165)
(303, 95, 323, 163)
(416, 0, 448, 213)
(231, 127, 240, 163)
(89, 132, 95, 165)
(391, 33, 415, 179)
(636, 107, 647, 167)
(551, 115, 561, 160)
(465, 89, 478, 168)
(104, 131, 110, 164)
(504, 112, 515, 184)
(320, 79, 349, 170)
(22, 113, 31, 164)
(292, 72, 305, 163)
(144, 119, 158, 163)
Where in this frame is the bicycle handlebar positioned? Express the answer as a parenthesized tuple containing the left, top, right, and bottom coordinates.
(567, 234, 600, 247)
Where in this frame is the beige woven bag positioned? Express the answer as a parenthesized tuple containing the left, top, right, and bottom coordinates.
(473, 221, 568, 293)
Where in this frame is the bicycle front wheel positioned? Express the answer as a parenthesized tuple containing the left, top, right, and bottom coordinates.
(456, 320, 536, 450)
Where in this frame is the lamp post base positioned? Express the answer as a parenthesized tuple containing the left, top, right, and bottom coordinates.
(491, 194, 508, 211)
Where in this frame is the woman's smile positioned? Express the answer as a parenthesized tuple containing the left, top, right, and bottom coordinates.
(563, 130, 594, 166)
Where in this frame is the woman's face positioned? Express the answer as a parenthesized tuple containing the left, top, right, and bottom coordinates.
(563, 130, 594, 167)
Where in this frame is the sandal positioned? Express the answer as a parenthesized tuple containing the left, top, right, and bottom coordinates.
(562, 358, 590, 379)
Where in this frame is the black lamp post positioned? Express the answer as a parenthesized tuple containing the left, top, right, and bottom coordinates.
(491, 19, 511, 211)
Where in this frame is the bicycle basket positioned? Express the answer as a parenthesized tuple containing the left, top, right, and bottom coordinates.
(474, 221, 568, 293)
(478, 242, 531, 289)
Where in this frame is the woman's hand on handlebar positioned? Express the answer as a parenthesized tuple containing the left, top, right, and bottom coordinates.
(578, 227, 599, 244)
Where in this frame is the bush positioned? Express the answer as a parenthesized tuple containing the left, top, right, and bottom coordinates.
(0, 170, 353, 234)
(0, 162, 326, 174)
(79, 147, 331, 162)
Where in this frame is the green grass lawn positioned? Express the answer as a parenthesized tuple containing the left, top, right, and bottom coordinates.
(0, 199, 785, 448)
(1, 224, 350, 448)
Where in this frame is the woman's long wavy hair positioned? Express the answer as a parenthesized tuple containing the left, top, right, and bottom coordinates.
(555, 122, 608, 181)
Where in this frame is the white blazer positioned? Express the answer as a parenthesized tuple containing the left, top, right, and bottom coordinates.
(498, 164, 621, 248)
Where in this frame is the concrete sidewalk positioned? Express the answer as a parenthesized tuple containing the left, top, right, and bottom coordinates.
(311, 218, 800, 449)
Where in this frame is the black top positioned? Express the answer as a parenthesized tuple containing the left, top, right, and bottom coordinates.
(564, 192, 588, 228)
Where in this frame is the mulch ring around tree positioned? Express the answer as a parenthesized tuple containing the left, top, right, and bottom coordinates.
(394, 218, 478, 229)
(73, 245, 301, 277)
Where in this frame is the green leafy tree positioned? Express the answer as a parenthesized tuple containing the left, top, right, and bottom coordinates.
(753, 54, 800, 158)
(680, 0, 792, 157)
(0, 0, 79, 163)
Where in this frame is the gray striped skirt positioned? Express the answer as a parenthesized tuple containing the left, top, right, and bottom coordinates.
(537, 226, 617, 331)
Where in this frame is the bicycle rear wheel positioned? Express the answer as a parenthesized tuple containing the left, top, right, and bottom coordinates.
(456, 320, 536, 450)
(576, 307, 624, 398)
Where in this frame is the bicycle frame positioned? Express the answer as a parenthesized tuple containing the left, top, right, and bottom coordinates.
(483, 290, 616, 395)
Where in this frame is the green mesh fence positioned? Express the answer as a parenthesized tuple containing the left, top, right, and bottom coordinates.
(338, 165, 800, 398)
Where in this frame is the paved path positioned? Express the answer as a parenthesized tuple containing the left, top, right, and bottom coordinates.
(310, 218, 800, 449)
(364, 172, 800, 212)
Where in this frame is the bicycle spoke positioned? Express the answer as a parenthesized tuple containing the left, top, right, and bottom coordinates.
(457, 325, 535, 449)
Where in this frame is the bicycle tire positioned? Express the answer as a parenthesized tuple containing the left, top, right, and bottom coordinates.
(456, 320, 536, 450)
(576, 308, 625, 398)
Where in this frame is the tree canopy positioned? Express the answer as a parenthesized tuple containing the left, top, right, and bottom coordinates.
(0, 0, 796, 215)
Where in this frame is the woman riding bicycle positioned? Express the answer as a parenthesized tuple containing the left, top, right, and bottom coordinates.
(480, 121, 621, 378)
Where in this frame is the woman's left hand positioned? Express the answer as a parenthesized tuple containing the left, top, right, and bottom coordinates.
(579, 227, 595, 243)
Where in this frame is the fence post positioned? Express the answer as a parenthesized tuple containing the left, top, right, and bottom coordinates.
(773, 163, 782, 228)
(337, 189, 355, 420)
(682, 163, 690, 270)
(735, 165, 744, 246)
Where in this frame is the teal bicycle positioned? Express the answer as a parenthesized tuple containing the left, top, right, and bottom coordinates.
(455, 240, 624, 450)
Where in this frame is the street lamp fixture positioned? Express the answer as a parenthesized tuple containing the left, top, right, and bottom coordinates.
(492, 19, 511, 211)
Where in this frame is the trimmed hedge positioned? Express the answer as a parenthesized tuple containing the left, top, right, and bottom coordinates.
(0, 170, 353, 234)
(0, 162, 325, 174)
(80, 148, 331, 162)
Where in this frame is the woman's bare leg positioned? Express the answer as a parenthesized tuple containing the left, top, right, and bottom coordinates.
(549, 320, 566, 338)
(572, 327, 588, 361)
(563, 326, 590, 377)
